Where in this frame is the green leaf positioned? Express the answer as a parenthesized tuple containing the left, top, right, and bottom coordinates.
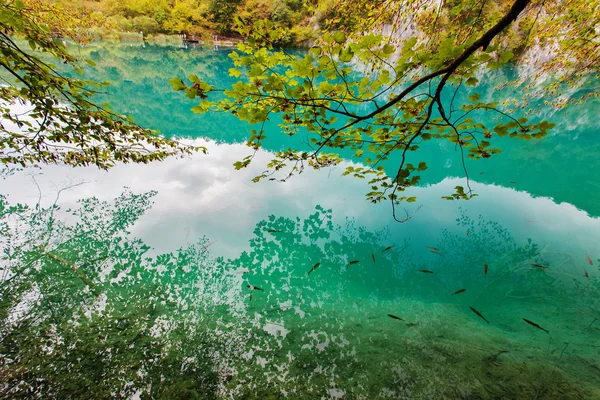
(468, 93, 480, 102)
(169, 77, 186, 91)
(465, 77, 478, 87)
(339, 47, 354, 62)
(191, 100, 211, 113)
(382, 43, 395, 55)
(185, 88, 196, 99)
(499, 50, 514, 63)
(333, 31, 346, 44)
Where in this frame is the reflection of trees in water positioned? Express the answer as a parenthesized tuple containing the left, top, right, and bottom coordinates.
(435, 209, 600, 313)
(0, 189, 239, 398)
(227, 205, 411, 306)
(428, 210, 542, 305)
(1, 191, 599, 398)
(220, 206, 600, 397)
(231, 202, 598, 311)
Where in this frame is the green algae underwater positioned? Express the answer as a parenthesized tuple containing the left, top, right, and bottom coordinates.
(1, 42, 600, 399)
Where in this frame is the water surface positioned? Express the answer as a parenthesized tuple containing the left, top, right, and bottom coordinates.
(1, 42, 599, 399)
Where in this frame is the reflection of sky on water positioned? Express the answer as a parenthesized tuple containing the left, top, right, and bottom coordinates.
(16, 42, 600, 217)
(3, 140, 599, 274)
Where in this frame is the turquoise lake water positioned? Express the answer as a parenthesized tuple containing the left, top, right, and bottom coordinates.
(1, 42, 599, 398)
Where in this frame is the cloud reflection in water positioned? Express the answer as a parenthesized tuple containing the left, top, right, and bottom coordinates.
(2, 139, 599, 268)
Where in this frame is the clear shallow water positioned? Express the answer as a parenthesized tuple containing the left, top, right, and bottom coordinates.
(1, 42, 599, 398)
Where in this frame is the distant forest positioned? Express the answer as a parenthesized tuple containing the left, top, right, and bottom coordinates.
(48, 0, 362, 44)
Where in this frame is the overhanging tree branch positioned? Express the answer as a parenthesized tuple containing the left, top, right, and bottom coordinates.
(173, 0, 576, 218)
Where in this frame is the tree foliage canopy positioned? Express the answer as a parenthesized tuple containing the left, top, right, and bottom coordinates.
(40, 0, 313, 40)
(173, 0, 599, 220)
(0, 0, 203, 169)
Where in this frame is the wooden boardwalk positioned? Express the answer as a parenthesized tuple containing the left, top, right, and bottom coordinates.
(180, 34, 244, 47)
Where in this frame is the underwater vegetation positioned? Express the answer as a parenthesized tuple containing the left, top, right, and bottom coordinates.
(0, 189, 599, 399)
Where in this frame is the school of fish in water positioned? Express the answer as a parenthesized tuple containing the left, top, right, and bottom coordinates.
(247, 233, 593, 340)
(225, 214, 600, 398)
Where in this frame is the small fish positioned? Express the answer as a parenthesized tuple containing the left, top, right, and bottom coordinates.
(430, 250, 442, 256)
(530, 263, 547, 270)
(418, 269, 434, 274)
(522, 318, 549, 334)
(382, 245, 394, 252)
(510, 181, 517, 184)
(231, 267, 250, 275)
(348, 260, 360, 265)
(469, 306, 489, 324)
(307, 262, 321, 276)
(387, 314, 404, 321)
(585, 252, 593, 266)
(247, 284, 264, 291)
(426, 246, 439, 251)
(266, 229, 282, 233)
(484, 264, 489, 276)
(452, 288, 466, 296)
(483, 350, 509, 365)
(584, 270, 589, 278)
(371, 253, 376, 263)
(479, 172, 484, 175)
(466, 231, 469, 237)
